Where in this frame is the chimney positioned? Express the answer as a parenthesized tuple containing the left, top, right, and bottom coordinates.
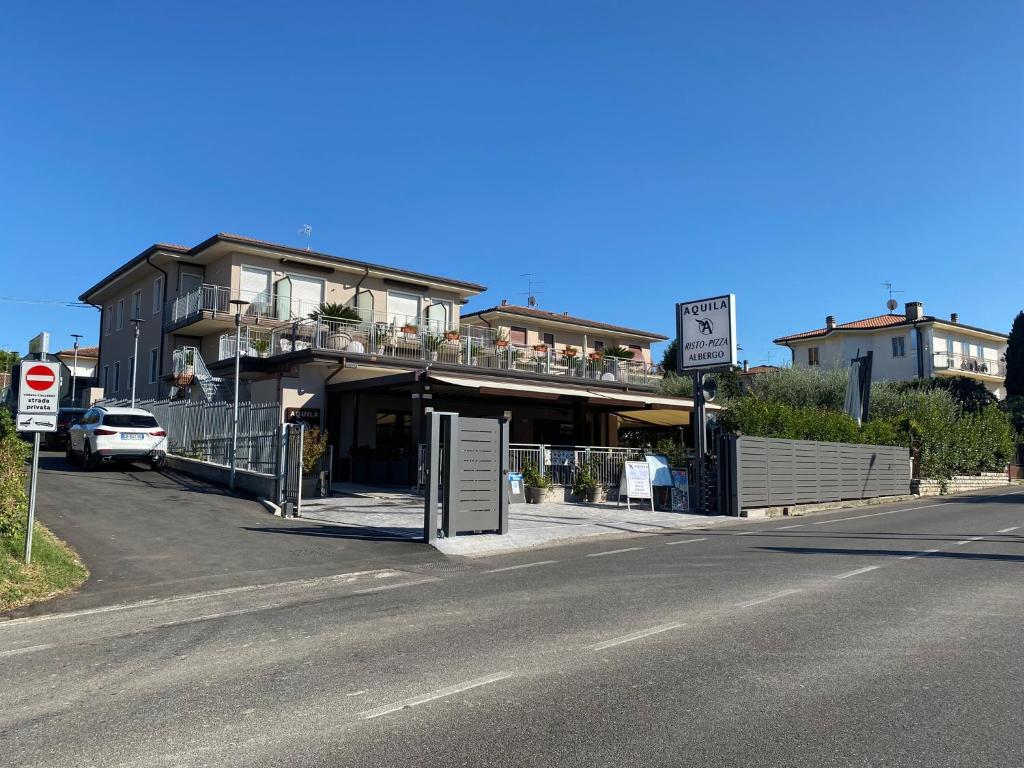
(743, 360, 749, 372)
(950, 312, 959, 324)
(825, 315, 836, 330)
(500, 298, 508, 306)
(905, 301, 924, 321)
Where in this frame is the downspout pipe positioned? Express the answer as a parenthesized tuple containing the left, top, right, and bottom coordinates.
(914, 322, 925, 379)
(353, 266, 371, 319)
(146, 253, 170, 397)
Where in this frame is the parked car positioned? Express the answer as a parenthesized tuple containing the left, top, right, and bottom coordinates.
(66, 406, 167, 471)
(44, 407, 88, 450)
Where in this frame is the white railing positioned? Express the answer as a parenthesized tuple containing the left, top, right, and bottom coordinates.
(933, 352, 1005, 377)
(509, 444, 646, 487)
(164, 284, 326, 328)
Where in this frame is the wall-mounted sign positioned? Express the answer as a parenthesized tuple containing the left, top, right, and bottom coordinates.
(676, 294, 737, 372)
(285, 407, 321, 427)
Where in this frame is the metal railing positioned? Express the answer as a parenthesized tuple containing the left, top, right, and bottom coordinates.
(932, 352, 1005, 377)
(164, 284, 325, 328)
(211, 311, 661, 386)
(509, 443, 645, 487)
(98, 396, 282, 474)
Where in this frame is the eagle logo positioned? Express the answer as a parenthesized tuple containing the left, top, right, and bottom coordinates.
(696, 318, 714, 335)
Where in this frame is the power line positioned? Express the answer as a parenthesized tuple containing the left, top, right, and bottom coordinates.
(0, 297, 93, 308)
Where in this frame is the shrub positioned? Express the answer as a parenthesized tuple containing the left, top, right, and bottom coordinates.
(0, 411, 29, 540)
(301, 427, 329, 474)
(521, 461, 550, 489)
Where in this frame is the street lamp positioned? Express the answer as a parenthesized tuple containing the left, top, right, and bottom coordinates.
(129, 317, 145, 408)
(228, 298, 249, 490)
(70, 334, 83, 406)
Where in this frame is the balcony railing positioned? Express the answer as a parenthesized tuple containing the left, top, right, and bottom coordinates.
(933, 352, 1005, 378)
(217, 312, 662, 387)
(164, 284, 325, 328)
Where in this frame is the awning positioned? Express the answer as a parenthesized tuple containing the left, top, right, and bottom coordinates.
(615, 409, 692, 427)
(427, 373, 595, 400)
(587, 390, 696, 409)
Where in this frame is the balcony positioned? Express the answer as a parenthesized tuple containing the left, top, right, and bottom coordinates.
(217, 312, 663, 388)
(932, 352, 1005, 379)
(164, 284, 324, 331)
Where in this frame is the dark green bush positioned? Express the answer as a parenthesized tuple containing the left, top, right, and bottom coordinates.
(0, 411, 29, 539)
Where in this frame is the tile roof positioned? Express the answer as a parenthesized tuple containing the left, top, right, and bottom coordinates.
(740, 365, 781, 376)
(773, 314, 920, 343)
(463, 304, 668, 340)
(57, 346, 99, 357)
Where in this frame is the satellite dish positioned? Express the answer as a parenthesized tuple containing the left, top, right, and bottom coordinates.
(886, 298, 898, 311)
(702, 378, 718, 402)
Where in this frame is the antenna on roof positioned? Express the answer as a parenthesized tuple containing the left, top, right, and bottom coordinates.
(881, 281, 903, 312)
(520, 273, 543, 307)
(298, 224, 313, 251)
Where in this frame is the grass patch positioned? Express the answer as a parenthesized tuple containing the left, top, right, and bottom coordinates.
(1, 522, 88, 612)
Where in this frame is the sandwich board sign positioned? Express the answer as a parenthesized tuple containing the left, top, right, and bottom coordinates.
(675, 294, 737, 372)
(617, 460, 654, 512)
(18, 361, 61, 425)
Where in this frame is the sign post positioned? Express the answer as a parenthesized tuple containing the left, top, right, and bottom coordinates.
(17, 360, 61, 564)
(676, 294, 737, 515)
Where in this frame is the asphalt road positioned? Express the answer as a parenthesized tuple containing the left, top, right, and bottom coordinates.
(9, 452, 445, 614)
(1, 474, 1022, 766)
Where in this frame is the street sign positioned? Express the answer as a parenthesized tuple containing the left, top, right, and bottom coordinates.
(18, 361, 61, 414)
(28, 331, 50, 357)
(675, 294, 738, 372)
(16, 413, 57, 432)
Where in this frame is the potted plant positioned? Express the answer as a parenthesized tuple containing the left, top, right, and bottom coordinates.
(494, 329, 510, 348)
(423, 333, 444, 361)
(252, 338, 270, 357)
(444, 329, 461, 341)
(400, 322, 419, 335)
(571, 458, 600, 503)
(301, 426, 330, 498)
(309, 303, 363, 322)
(602, 345, 634, 360)
(522, 461, 551, 504)
(533, 343, 548, 353)
(563, 345, 578, 358)
(587, 351, 603, 362)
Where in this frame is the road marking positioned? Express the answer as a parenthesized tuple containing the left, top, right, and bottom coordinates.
(0, 643, 56, 659)
(777, 524, 804, 530)
(834, 565, 881, 580)
(665, 537, 708, 546)
(591, 622, 686, 651)
(737, 589, 801, 609)
(360, 673, 512, 719)
(0, 569, 397, 629)
(810, 503, 946, 525)
(996, 526, 1019, 534)
(954, 536, 986, 546)
(899, 548, 940, 561)
(734, 531, 758, 536)
(352, 578, 438, 595)
(586, 547, 644, 558)
(483, 560, 559, 573)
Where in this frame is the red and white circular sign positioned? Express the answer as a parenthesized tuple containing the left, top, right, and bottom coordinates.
(25, 365, 57, 392)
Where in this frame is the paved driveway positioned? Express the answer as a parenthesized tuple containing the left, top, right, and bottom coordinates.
(9, 452, 445, 616)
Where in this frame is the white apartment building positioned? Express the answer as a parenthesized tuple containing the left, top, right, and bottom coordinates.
(774, 302, 1009, 399)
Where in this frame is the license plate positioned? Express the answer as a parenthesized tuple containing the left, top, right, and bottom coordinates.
(120, 433, 145, 440)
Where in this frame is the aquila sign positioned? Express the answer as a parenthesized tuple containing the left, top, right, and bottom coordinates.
(675, 294, 738, 372)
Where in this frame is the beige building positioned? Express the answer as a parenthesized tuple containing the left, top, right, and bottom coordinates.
(80, 233, 692, 485)
(774, 302, 1009, 399)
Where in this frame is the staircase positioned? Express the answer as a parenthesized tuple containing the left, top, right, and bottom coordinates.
(172, 346, 250, 402)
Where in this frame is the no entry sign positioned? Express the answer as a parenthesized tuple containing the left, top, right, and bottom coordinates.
(18, 361, 61, 415)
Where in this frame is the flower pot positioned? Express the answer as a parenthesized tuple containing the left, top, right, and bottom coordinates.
(302, 474, 320, 499)
(584, 488, 598, 503)
(525, 486, 546, 504)
(533, 345, 548, 353)
(401, 325, 418, 335)
(495, 340, 509, 348)
(445, 332, 461, 341)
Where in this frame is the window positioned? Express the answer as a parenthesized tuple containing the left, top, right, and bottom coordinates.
(891, 337, 906, 357)
(101, 413, 159, 428)
(241, 266, 272, 313)
(961, 341, 970, 357)
(131, 289, 142, 321)
(102, 366, 109, 392)
(628, 345, 643, 360)
(542, 332, 555, 346)
(149, 348, 159, 384)
(116, 299, 125, 330)
(509, 326, 528, 346)
(113, 362, 120, 392)
(386, 290, 420, 326)
(593, 340, 605, 351)
(356, 290, 374, 322)
(152, 276, 164, 314)
(375, 411, 412, 457)
(179, 271, 203, 295)
(808, 347, 820, 366)
(288, 273, 324, 317)
(105, 306, 113, 335)
(946, 338, 954, 356)
(427, 300, 452, 333)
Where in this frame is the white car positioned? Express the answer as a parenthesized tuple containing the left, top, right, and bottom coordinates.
(66, 406, 168, 471)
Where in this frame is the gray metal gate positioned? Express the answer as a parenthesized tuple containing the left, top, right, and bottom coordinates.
(280, 422, 305, 517)
(423, 412, 509, 541)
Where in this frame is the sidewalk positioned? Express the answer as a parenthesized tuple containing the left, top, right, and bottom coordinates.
(300, 490, 729, 556)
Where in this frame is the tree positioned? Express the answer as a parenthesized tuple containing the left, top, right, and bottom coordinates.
(660, 339, 678, 373)
(1005, 310, 1024, 399)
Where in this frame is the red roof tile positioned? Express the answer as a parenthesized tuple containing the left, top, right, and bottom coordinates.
(774, 314, 919, 343)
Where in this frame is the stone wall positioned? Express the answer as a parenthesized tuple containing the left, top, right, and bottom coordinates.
(913, 472, 1009, 497)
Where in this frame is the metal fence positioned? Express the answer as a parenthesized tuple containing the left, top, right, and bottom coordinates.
(509, 443, 645, 487)
(98, 397, 281, 474)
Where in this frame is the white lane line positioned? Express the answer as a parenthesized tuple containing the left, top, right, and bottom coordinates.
(586, 547, 644, 558)
(834, 565, 881, 580)
(777, 524, 804, 530)
(483, 560, 559, 573)
(360, 673, 512, 719)
(997, 526, 1019, 534)
(665, 537, 708, 546)
(352, 578, 439, 595)
(810, 503, 947, 525)
(737, 589, 801, 609)
(0, 643, 56, 659)
(956, 536, 986, 546)
(900, 548, 940, 561)
(0, 569, 396, 629)
(734, 531, 758, 536)
(591, 622, 686, 651)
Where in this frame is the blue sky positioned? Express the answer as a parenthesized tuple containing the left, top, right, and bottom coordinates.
(1, 1, 1021, 364)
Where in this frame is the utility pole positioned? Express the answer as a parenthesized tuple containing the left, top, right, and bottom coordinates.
(70, 333, 83, 405)
(129, 318, 144, 407)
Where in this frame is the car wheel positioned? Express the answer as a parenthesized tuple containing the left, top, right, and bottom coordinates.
(83, 443, 98, 471)
(150, 455, 166, 471)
